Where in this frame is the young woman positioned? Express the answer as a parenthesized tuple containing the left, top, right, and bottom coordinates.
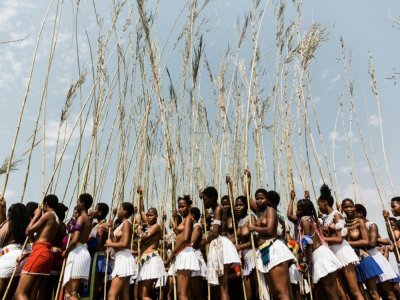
(354, 203, 397, 299)
(62, 193, 93, 300)
(296, 198, 341, 299)
(234, 195, 261, 300)
(342, 199, 383, 300)
(317, 185, 363, 300)
(165, 195, 200, 300)
(248, 189, 294, 300)
(220, 195, 236, 244)
(137, 201, 166, 300)
(189, 207, 207, 300)
(105, 202, 137, 300)
(200, 186, 241, 300)
(0, 202, 30, 298)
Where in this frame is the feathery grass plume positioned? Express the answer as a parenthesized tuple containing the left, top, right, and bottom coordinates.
(192, 35, 204, 85)
(61, 71, 87, 123)
(368, 52, 397, 195)
(294, 23, 327, 71)
(0, 158, 22, 175)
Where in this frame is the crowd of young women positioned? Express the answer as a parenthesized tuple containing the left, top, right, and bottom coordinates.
(0, 170, 400, 300)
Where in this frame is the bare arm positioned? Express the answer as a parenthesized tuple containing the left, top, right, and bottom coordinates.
(368, 223, 379, 248)
(171, 217, 193, 256)
(287, 191, 297, 223)
(137, 186, 148, 223)
(348, 219, 369, 248)
(323, 214, 344, 245)
(249, 207, 277, 236)
(63, 215, 85, 257)
(201, 206, 222, 245)
(191, 225, 202, 245)
(26, 209, 49, 235)
(105, 221, 132, 250)
(243, 169, 257, 212)
(140, 223, 160, 243)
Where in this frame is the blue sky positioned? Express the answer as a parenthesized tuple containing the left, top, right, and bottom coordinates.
(1, 0, 400, 263)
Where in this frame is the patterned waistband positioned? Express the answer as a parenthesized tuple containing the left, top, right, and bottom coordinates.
(139, 251, 159, 266)
(259, 238, 276, 251)
(0, 244, 21, 257)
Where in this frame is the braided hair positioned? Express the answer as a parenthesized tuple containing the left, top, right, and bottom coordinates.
(8, 203, 30, 244)
(297, 199, 321, 231)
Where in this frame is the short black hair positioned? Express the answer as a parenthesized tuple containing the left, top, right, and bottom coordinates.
(266, 191, 280, 207)
(43, 194, 59, 209)
(96, 203, 109, 220)
(148, 207, 158, 216)
(79, 193, 93, 210)
(354, 204, 367, 218)
(26, 202, 39, 219)
(56, 203, 68, 222)
(122, 202, 134, 218)
(255, 188, 268, 198)
(190, 207, 201, 222)
(391, 197, 400, 204)
(202, 186, 218, 200)
(342, 198, 354, 206)
(235, 196, 248, 210)
(220, 195, 230, 203)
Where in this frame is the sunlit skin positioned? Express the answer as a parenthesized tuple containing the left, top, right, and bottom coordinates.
(317, 197, 363, 300)
(234, 197, 256, 300)
(137, 204, 162, 300)
(105, 205, 133, 300)
(15, 200, 61, 300)
(391, 201, 400, 217)
(297, 201, 338, 300)
(165, 199, 194, 300)
(221, 197, 235, 243)
(200, 192, 231, 300)
(342, 199, 378, 300)
(189, 210, 205, 300)
(355, 206, 397, 300)
(249, 192, 292, 300)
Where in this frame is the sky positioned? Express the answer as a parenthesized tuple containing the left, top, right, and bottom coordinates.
(1, 0, 400, 264)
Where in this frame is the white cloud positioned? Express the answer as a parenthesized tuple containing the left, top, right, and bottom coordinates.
(321, 69, 330, 79)
(330, 74, 341, 83)
(368, 115, 379, 127)
(339, 165, 351, 173)
(328, 130, 359, 143)
(44, 114, 93, 148)
(4, 189, 16, 200)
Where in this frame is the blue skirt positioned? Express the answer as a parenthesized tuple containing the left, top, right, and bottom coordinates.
(355, 256, 383, 282)
(391, 275, 400, 283)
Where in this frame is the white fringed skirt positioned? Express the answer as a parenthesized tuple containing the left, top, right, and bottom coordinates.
(367, 248, 397, 282)
(137, 251, 166, 283)
(62, 244, 91, 287)
(207, 235, 241, 285)
(192, 249, 207, 278)
(0, 244, 24, 278)
(312, 245, 341, 283)
(329, 240, 359, 268)
(175, 246, 200, 272)
(260, 239, 295, 272)
(111, 249, 138, 279)
(242, 248, 267, 276)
